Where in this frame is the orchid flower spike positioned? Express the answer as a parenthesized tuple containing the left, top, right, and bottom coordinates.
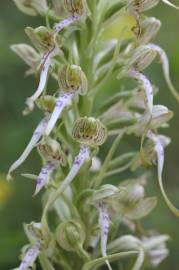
(7, 117, 49, 181)
(148, 43, 179, 102)
(34, 138, 66, 195)
(54, 0, 87, 34)
(147, 130, 179, 217)
(45, 64, 88, 136)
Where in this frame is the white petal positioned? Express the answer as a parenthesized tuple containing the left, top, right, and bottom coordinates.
(147, 130, 179, 217)
(19, 243, 40, 270)
(149, 43, 179, 102)
(45, 92, 75, 136)
(34, 160, 59, 196)
(128, 70, 153, 113)
(162, 0, 179, 9)
(7, 117, 48, 180)
(59, 145, 90, 193)
(54, 15, 80, 33)
(97, 203, 112, 270)
(24, 47, 57, 114)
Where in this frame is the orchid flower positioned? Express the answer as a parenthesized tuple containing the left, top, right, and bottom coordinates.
(7, 117, 49, 180)
(45, 64, 88, 136)
(147, 130, 179, 217)
(24, 46, 58, 114)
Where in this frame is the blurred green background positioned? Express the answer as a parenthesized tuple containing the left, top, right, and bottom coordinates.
(0, 1, 179, 269)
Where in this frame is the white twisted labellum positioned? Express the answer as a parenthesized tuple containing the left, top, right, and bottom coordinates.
(148, 43, 179, 102)
(97, 203, 112, 270)
(128, 70, 153, 113)
(25, 47, 57, 114)
(34, 160, 59, 196)
(54, 15, 80, 34)
(19, 242, 40, 270)
(59, 145, 90, 193)
(147, 130, 179, 217)
(7, 117, 49, 180)
(45, 92, 75, 136)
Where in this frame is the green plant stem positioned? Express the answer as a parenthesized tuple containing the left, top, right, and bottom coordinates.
(92, 131, 124, 188)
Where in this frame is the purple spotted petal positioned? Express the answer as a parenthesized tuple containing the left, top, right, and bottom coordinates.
(54, 15, 80, 33)
(97, 203, 112, 270)
(19, 242, 40, 270)
(34, 160, 59, 196)
(128, 70, 153, 113)
(45, 92, 75, 136)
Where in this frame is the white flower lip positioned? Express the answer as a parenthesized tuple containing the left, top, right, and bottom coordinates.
(7, 117, 48, 181)
(24, 46, 57, 115)
(19, 242, 40, 270)
(34, 160, 59, 196)
(45, 92, 75, 136)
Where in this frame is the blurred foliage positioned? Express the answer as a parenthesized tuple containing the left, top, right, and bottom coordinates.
(0, 1, 179, 269)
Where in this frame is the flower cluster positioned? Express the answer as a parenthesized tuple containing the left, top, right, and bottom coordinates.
(9, 0, 179, 269)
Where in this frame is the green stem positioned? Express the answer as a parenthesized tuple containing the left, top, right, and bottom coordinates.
(92, 131, 124, 188)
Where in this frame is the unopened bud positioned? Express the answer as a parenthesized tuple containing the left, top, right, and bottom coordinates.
(138, 17, 161, 44)
(55, 220, 85, 252)
(13, 0, 48, 16)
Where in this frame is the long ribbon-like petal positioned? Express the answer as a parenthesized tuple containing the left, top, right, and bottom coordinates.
(149, 43, 179, 102)
(19, 242, 40, 270)
(128, 70, 153, 113)
(97, 203, 112, 270)
(147, 130, 179, 217)
(54, 15, 80, 33)
(45, 92, 75, 136)
(34, 160, 59, 196)
(42, 145, 90, 221)
(7, 117, 48, 180)
(162, 0, 179, 9)
(24, 47, 57, 114)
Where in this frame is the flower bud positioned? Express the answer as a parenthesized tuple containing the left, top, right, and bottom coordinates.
(93, 184, 119, 202)
(125, 45, 157, 72)
(64, 0, 86, 16)
(72, 117, 108, 146)
(55, 220, 85, 252)
(36, 95, 56, 113)
(13, 0, 48, 16)
(138, 17, 161, 44)
(128, 0, 160, 13)
(38, 137, 66, 165)
(25, 26, 54, 52)
(11, 43, 39, 72)
(58, 64, 88, 95)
